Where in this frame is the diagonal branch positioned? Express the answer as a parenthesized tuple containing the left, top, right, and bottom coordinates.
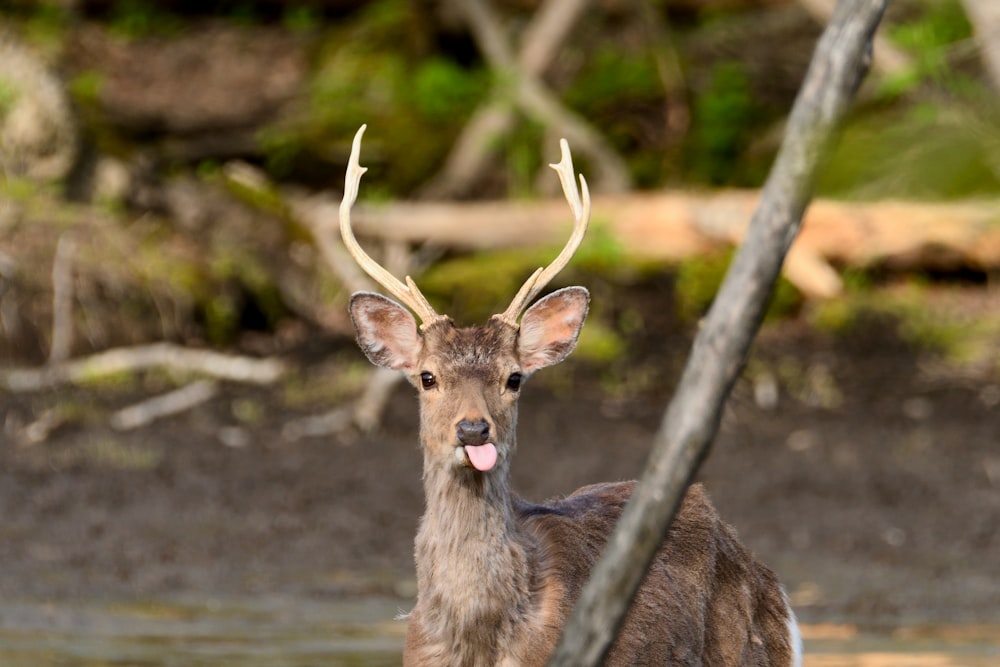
(424, 0, 593, 198)
(546, 1, 888, 664)
(447, 0, 631, 195)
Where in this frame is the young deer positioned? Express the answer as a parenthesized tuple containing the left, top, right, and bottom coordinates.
(341, 125, 802, 667)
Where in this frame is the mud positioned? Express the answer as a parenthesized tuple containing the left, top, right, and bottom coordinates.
(1, 285, 998, 631)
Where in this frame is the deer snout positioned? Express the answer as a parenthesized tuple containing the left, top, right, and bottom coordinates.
(456, 419, 491, 446)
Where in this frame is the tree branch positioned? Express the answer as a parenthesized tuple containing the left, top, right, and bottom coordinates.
(422, 0, 592, 198)
(546, 1, 887, 664)
(0, 342, 285, 392)
(455, 0, 632, 193)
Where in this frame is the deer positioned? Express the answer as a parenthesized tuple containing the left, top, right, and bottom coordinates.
(340, 125, 802, 667)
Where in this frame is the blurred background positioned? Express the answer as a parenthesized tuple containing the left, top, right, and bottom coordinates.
(0, 0, 998, 665)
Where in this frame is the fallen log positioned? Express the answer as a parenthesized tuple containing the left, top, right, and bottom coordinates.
(331, 192, 1000, 298)
(0, 342, 286, 392)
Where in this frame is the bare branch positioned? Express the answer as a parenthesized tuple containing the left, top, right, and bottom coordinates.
(547, 1, 887, 664)
(455, 0, 632, 193)
(423, 0, 593, 198)
(110, 380, 220, 431)
(0, 343, 285, 392)
(48, 233, 76, 364)
(961, 0, 1000, 93)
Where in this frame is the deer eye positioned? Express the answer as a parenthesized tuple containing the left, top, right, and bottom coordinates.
(506, 372, 522, 392)
(420, 372, 437, 390)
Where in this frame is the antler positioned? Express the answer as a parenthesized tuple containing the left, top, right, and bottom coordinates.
(340, 125, 444, 329)
(497, 138, 591, 326)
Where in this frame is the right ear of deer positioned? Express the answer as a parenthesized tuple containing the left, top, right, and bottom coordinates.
(340, 125, 445, 330)
(497, 139, 591, 327)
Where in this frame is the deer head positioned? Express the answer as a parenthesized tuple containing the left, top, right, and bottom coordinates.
(342, 125, 590, 477)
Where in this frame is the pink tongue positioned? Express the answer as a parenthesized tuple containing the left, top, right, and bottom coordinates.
(465, 443, 497, 471)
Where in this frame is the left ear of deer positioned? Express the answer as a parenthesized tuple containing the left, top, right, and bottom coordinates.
(516, 286, 589, 374)
(349, 291, 423, 372)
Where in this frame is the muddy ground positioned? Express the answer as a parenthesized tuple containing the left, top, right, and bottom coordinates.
(1, 281, 998, 631)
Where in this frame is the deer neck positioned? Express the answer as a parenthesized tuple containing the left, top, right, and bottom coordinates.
(413, 442, 538, 662)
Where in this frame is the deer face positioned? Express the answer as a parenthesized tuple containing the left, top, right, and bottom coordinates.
(350, 287, 589, 474)
(340, 124, 591, 475)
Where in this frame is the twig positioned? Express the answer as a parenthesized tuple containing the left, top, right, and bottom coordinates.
(110, 380, 219, 431)
(960, 0, 1000, 93)
(352, 366, 405, 433)
(455, 0, 632, 193)
(547, 1, 887, 664)
(423, 0, 593, 198)
(48, 233, 76, 364)
(0, 342, 285, 392)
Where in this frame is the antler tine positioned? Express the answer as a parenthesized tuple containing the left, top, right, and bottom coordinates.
(498, 139, 591, 326)
(340, 125, 442, 328)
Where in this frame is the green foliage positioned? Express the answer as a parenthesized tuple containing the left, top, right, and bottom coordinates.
(675, 250, 799, 322)
(255, 0, 488, 190)
(883, 0, 972, 97)
(411, 58, 488, 122)
(18, 1, 73, 53)
(689, 61, 758, 185)
(0, 79, 18, 120)
(575, 320, 625, 364)
(85, 437, 163, 470)
(808, 280, 1000, 366)
(282, 6, 321, 34)
(68, 70, 104, 106)
(281, 359, 372, 409)
(418, 250, 541, 324)
(819, 103, 1000, 199)
(0, 176, 40, 202)
(564, 47, 666, 187)
(108, 0, 183, 40)
(565, 47, 661, 113)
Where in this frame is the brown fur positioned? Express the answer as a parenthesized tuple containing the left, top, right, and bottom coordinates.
(349, 288, 799, 667)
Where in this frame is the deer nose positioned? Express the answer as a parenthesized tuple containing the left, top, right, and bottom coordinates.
(456, 419, 490, 446)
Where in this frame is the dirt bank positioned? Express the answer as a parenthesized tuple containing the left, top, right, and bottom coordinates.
(1, 284, 998, 631)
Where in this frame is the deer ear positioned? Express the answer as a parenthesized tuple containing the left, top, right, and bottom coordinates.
(517, 286, 589, 374)
(349, 292, 422, 372)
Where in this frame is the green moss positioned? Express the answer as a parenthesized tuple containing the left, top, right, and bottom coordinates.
(19, 2, 73, 54)
(85, 437, 162, 470)
(674, 250, 799, 322)
(419, 250, 543, 324)
(68, 70, 104, 107)
(75, 368, 138, 391)
(251, 0, 490, 191)
(411, 58, 489, 123)
(808, 280, 1000, 367)
(281, 358, 373, 408)
(575, 319, 625, 364)
(0, 79, 18, 120)
(689, 61, 758, 185)
(0, 177, 41, 202)
(885, 0, 972, 95)
(282, 6, 321, 34)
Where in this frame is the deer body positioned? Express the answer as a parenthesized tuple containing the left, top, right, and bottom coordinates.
(341, 126, 801, 666)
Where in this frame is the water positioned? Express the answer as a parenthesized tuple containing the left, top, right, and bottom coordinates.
(0, 595, 406, 666)
(0, 596, 997, 666)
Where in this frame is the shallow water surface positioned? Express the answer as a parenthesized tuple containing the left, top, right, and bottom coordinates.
(0, 595, 406, 666)
(0, 596, 997, 666)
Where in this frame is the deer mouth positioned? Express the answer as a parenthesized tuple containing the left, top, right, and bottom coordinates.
(455, 443, 498, 472)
